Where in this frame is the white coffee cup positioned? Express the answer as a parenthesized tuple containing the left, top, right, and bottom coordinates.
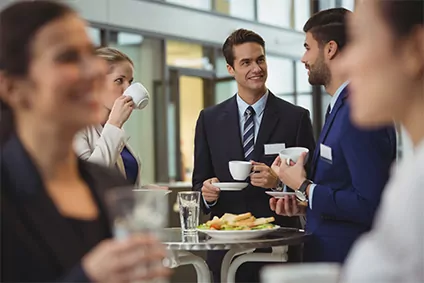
(229, 161, 252, 181)
(261, 263, 341, 283)
(123, 82, 149, 110)
(279, 147, 309, 166)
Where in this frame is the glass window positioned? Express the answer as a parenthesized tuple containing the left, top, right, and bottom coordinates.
(298, 94, 314, 121)
(319, 0, 336, 11)
(277, 94, 295, 105)
(179, 76, 204, 182)
(257, 0, 292, 28)
(213, 0, 255, 20)
(216, 55, 229, 77)
(215, 80, 237, 104)
(341, 0, 355, 11)
(117, 32, 144, 45)
(166, 40, 213, 70)
(165, 0, 211, 10)
(296, 61, 311, 93)
(266, 55, 294, 95)
(87, 27, 101, 47)
(294, 0, 311, 31)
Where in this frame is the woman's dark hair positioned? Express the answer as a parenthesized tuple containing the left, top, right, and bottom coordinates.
(378, 0, 424, 38)
(0, 1, 75, 144)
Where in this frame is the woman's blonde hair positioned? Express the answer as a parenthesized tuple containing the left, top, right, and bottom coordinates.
(95, 47, 133, 66)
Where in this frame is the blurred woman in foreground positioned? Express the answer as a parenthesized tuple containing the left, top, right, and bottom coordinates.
(340, 0, 424, 282)
(0, 1, 169, 282)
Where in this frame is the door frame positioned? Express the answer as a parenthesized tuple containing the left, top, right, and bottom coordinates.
(155, 66, 234, 182)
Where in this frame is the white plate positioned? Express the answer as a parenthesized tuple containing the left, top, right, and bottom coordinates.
(266, 191, 295, 198)
(212, 182, 248, 191)
(198, 226, 280, 240)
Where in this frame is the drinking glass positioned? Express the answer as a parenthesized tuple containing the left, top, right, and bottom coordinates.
(105, 186, 168, 238)
(105, 186, 170, 283)
(178, 191, 200, 233)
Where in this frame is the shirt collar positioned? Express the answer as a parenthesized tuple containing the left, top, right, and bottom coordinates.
(329, 81, 349, 113)
(237, 90, 269, 118)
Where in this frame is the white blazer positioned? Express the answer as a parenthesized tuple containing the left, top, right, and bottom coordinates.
(73, 123, 141, 186)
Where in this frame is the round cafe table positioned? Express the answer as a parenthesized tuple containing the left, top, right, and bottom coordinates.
(160, 227, 309, 283)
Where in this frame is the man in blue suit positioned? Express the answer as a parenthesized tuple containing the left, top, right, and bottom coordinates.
(270, 8, 397, 263)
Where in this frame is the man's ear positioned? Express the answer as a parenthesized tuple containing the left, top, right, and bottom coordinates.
(227, 64, 235, 77)
(325, 41, 339, 60)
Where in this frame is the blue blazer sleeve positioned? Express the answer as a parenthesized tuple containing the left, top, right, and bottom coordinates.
(312, 122, 395, 227)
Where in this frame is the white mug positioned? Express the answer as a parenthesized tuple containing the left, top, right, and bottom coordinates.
(123, 82, 149, 110)
(229, 161, 252, 180)
(279, 147, 309, 166)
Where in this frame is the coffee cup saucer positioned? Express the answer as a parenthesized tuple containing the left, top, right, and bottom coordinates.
(211, 182, 248, 191)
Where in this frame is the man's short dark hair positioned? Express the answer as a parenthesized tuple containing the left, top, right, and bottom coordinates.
(222, 28, 265, 67)
(303, 8, 352, 52)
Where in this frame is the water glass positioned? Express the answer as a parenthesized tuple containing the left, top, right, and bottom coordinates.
(105, 186, 169, 239)
(105, 187, 170, 283)
(178, 191, 200, 233)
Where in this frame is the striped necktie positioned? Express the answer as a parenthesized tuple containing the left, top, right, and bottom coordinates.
(243, 106, 256, 161)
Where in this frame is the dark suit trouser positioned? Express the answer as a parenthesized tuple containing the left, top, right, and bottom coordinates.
(208, 245, 302, 283)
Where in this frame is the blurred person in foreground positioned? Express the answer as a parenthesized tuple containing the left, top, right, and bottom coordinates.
(74, 47, 142, 186)
(340, 0, 424, 282)
(0, 1, 169, 282)
(270, 8, 397, 263)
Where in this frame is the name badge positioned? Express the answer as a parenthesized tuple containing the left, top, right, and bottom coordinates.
(264, 143, 286, 155)
(320, 143, 333, 163)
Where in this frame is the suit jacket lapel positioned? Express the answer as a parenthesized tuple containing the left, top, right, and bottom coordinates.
(252, 92, 280, 161)
(1, 135, 86, 269)
(311, 88, 349, 177)
(219, 95, 244, 161)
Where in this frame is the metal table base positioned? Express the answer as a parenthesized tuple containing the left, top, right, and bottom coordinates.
(161, 228, 307, 283)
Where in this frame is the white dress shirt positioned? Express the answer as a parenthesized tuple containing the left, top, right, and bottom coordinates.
(236, 90, 268, 143)
(341, 138, 424, 283)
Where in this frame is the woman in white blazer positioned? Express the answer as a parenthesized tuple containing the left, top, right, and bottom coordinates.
(74, 47, 141, 185)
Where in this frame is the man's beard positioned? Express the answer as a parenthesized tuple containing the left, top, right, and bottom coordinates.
(308, 54, 331, 86)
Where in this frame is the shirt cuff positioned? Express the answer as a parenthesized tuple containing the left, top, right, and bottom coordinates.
(308, 183, 316, 210)
(202, 195, 217, 208)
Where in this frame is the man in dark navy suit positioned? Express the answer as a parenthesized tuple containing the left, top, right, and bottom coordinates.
(192, 29, 316, 282)
(270, 8, 397, 264)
